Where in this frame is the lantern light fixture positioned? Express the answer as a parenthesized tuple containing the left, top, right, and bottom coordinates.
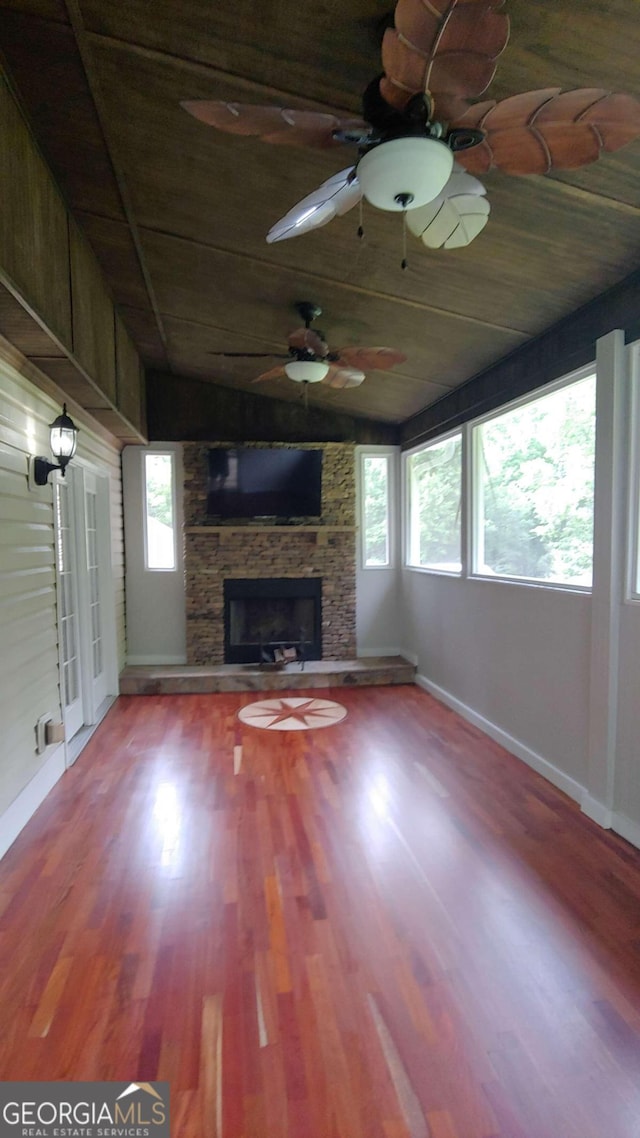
(32, 404, 79, 486)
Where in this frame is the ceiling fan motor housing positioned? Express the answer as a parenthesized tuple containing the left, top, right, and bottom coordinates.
(357, 136, 454, 211)
(295, 300, 322, 326)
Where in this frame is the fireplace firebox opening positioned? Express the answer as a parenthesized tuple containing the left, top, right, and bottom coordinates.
(223, 577, 322, 664)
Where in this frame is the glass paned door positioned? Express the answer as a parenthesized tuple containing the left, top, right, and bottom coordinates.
(54, 466, 113, 757)
(55, 478, 83, 739)
(83, 472, 109, 712)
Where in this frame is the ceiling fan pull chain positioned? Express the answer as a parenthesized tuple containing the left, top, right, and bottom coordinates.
(357, 196, 364, 241)
(402, 209, 408, 271)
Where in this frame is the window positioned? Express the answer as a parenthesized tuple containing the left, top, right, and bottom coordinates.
(144, 452, 176, 570)
(473, 373, 596, 586)
(361, 452, 391, 567)
(407, 432, 462, 571)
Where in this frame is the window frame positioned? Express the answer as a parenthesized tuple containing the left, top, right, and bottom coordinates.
(469, 362, 597, 592)
(403, 427, 463, 576)
(143, 449, 177, 572)
(627, 340, 640, 603)
(357, 446, 397, 570)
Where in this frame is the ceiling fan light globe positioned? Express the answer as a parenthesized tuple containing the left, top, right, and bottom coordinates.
(356, 137, 454, 212)
(284, 360, 329, 383)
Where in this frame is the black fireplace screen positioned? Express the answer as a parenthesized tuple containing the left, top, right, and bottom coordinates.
(223, 578, 322, 664)
(229, 596, 315, 646)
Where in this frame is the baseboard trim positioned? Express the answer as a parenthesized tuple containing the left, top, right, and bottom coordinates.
(580, 793, 613, 830)
(125, 654, 188, 666)
(66, 695, 117, 767)
(415, 673, 585, 806)
(0, 745, 66, 860)
(611, 811, 640, 850)
(357, 647, 404, 658)
(0, 696, 120, 859)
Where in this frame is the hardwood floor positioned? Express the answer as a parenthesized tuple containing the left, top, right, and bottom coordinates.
(2, 686, 640, 1137)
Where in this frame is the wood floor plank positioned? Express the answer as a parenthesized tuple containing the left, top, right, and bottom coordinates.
(2, 686, 640, 1137)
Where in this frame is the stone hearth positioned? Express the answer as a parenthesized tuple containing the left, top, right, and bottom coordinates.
(120, 656, 416, 695)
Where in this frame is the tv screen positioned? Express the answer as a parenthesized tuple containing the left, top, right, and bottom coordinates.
(207, 447, 322, 519)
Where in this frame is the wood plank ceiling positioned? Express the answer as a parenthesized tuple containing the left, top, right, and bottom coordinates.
(1, 0, 640, 425)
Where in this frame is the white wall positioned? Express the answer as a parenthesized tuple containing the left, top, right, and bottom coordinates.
(0, 341, 125, 856)
(612, 340, 640, 844)
(402, 573, 591, 792)
(400, 331, 640, 837)
(356, 445, 402, 656)
(122, 444, 186, 664)
(615, 608, 640, 838)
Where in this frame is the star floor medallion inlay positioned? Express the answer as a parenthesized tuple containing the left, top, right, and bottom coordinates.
(237, 696, 347, 731)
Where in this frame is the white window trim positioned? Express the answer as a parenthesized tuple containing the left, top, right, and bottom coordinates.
(356, 446, 397, 570)
(143, 450, 177, 572)
(626, 339, 640, 603)
(403, 426, 463, 575)
(470, 361, 597, 431)
(469, 361, 597, 591)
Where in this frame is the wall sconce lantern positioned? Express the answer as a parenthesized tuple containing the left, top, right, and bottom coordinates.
(32, 404, 79, 485)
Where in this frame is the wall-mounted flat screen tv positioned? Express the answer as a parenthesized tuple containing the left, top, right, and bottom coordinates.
(207, 447, 323, 519)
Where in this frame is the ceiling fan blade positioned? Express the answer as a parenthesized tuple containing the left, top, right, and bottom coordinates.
(382, 30, 498, 103)
(182, 101, 295, 133)
(334, 347, 407, 372)
(431, 94, 474, 123)
(407, 166, 490, 249)
(380, 0, 509, 111)
(288, 328, 329, 356)
(266, 168, 362, 244)
(207, 351, 288, 358)
(181, 100, 369, 148)
(394, 0, 508, 55)
(452, 88, 640, 174)
(452, 89, 559, 131)
(252, 366, 287, 383)
(263, 115, 369, 148)
(324, 366, 366, 390)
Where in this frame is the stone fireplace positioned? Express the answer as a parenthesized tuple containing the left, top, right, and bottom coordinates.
(183, 443, 356, 665)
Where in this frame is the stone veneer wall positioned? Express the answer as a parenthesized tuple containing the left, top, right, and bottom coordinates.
(183, 442, 356, 664)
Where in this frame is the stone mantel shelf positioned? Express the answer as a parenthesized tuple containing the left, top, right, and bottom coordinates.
(185, 526, 357, 533)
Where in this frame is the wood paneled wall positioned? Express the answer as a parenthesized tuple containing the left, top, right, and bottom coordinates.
(115, 314, 146, 437)
(0, 73, 71, 348)
(402, 267, 640, 448)
(0, 71, 146, 444)
(147, 370, 400, 445)
(0, 345, 125, 823)
(69, 219, 117, 404)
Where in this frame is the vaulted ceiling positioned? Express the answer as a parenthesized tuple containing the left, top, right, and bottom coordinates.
(1, 0, 640, 426)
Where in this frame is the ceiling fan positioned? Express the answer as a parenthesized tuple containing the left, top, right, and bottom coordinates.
(182, 0, 640, 253)
(208, 300, 407, 390)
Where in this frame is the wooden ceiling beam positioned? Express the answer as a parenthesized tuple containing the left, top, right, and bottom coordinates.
(542, 175, 640, 218)
(133, 223, 531, 341)
(85, 32, 361, 115)
(63, 0, 171, 370)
